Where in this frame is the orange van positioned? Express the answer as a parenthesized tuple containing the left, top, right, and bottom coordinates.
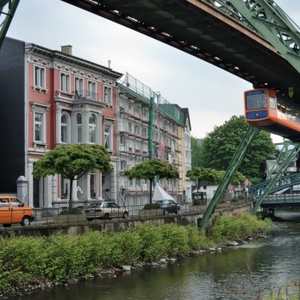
(0, 196, 34, 227)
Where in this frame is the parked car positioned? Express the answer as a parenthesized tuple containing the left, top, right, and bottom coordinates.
(0, 196, 34, 227)
(155, 199, 180, 215)
(85, 201, 129, 221)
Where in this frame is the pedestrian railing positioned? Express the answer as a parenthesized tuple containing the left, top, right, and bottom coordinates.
(24, 200, 249, 227)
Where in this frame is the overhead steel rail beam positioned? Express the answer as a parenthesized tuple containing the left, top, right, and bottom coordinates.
(61, 0, 300, 101)
(0, 0, 19, 49)
(227, 0, 300, 81)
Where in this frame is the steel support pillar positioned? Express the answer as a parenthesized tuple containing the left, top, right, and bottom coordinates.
(0, 0, 20, 49)
(200, 126, 259, 229)
(252, 144, 300, 213)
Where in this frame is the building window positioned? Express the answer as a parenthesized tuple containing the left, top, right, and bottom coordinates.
(104, 86, 112, 105)
(75, 77, 84, 98)
(34, 112, 44, 142)
(77, 176, 84, 200)
(142, 128, 147, 137)
(120, 160, 126, 171)
(60, 73, 70, 93)
(89, 114, 96, 143)
(104, 125, 112, 151)
(142, 106, 148, 117)
(120, 134, 125, 145)
(90, 174, 96, 199)
(34, 66, 45, 89)
(61, 114, 69, 143)
(76, 113, 82, 143)
(88, 80, 96, 100)
(60, 176, 69, 199)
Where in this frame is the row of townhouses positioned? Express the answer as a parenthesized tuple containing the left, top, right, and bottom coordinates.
(0, 37, 192, 211)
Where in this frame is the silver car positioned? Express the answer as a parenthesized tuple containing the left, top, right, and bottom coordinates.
(85, 201, 129, 221)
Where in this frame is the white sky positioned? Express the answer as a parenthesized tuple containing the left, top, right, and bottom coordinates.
(6, 0, 300, 143)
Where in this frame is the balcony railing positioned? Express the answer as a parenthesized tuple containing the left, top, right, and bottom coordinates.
(74, 90, 98, 101)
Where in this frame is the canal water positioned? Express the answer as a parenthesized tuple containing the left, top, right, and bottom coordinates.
(12, 211, 300, 300)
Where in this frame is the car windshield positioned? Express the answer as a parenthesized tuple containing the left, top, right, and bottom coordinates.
(88, 202, 103, 209)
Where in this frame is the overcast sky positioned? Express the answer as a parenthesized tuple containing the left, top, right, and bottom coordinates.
(6, 0, 300, 142)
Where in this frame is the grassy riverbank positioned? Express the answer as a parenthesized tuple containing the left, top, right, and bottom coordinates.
(0, 212, 272, 297)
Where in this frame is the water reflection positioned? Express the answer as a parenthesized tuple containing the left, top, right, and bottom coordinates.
(11, 215, 300, 300)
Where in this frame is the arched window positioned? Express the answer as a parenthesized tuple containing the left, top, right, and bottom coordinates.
(89, 114, 96, 143)
(76, 113, 82, 143)
(61, 114, 68, 143)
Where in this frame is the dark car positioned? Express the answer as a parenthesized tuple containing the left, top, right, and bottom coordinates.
(85, 201, 129, 221)
(155, 199, 180, 215)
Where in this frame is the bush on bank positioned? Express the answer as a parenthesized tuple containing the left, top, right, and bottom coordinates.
(211, 212, 273, 242)
(0, 212, 272, 296)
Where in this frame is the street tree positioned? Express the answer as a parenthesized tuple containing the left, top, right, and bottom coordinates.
(124, 159, 179, 204)
(187, 167, 245, 188)
(187, 167, 223, 187)
(198, 115, 277, 184)
(32, 144, 112, 209)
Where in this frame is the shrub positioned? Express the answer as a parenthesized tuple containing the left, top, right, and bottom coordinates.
(0, 213, 274, 296)
(211, 212, 273, 242)
(59, 207, 83, 215)
(160, 223, 189, 256)
(0, 236, 46, 293)
(143, 203, 160, 209)
(113, 229, 143, 265)
(43, 233, 77, 281)
(185, 225, 202, 250)
(135, 223, 165, 262)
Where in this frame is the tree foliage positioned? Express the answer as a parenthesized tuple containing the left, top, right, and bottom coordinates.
(187, 167, 223, 185)
(191, 137, 203, 169)
(187, 167, 246, 187)
(32, 144, 112, 209)
(198, 115, 277, 183)
(124, 159, 179, 204)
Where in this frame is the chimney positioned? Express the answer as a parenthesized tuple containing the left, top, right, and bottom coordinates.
(108, 60, 111, 68)
(61, 45, 73, 55)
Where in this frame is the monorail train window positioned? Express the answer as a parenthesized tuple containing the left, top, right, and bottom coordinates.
(246, 90, 267, 110)
(269, 96, 276, 109)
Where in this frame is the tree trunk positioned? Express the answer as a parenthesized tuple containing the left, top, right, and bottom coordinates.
(149, 178, 153, 205)
(69, 179, 73, 209)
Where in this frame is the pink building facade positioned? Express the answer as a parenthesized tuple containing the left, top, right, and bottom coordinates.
(1, 38, 122, 209)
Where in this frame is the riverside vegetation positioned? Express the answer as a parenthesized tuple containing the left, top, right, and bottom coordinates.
(0, 212, 280, 298)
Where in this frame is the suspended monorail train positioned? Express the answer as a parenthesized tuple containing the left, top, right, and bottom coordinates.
(244, 88, 300, 142)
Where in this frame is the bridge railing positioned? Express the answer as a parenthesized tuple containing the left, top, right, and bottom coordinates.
(255, 193, 300, 205)
(249, 172, 300, 196)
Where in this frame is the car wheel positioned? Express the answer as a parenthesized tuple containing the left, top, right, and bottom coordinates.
(21, 216, 31, 227)
(122, 212, 129, 219)
(103, 213, 110, 220)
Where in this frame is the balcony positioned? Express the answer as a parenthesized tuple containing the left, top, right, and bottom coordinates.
(74, 90, 98, 102)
